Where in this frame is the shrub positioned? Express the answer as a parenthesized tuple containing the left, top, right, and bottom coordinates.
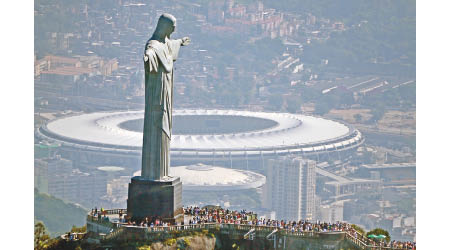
(71, 225, 87, 233)
(163, 238, 176, 246)
(351, 224, 366, 235)
(176, 238, 190, 249)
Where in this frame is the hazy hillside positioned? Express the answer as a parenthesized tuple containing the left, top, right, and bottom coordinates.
(265, 0, 416, 75)
(34, 189, 87, 237)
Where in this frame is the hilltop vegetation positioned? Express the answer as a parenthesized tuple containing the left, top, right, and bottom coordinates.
(34, 189, 88, 237)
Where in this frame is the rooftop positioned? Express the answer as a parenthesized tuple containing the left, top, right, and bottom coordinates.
(39, 109, 362, 156)
(133, 163, 266, 191)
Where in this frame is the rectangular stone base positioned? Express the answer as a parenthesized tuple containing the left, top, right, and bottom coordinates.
(127, 176, 183, 224)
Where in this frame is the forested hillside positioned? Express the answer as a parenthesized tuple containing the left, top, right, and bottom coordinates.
(34, 189, 87, 237)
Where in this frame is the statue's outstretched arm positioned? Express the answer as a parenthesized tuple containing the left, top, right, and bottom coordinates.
(144, 48, 158, 72)
(169, 37, 189, 62)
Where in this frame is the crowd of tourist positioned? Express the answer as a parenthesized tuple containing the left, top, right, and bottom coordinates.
(184, 206, 257, 225)
(184, 206, 354, 233)
(90, 206, 415, 249)
(183, 206, 415, 249)
(386, 240, 416, 249)
(91, 207, 110, 222)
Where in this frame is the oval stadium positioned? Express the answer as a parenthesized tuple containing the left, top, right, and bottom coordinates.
(36, 109, 364, 172)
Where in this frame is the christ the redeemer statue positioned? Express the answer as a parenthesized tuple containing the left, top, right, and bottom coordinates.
(127, 13, 188, 223)
(141, 13, 190, 180)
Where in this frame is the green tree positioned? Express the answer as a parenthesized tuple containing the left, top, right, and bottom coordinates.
(351, 224, 366, 235)
(71, 225, 87, 233)
(35, 222, 50, 250)
(367, 228, 391, 243)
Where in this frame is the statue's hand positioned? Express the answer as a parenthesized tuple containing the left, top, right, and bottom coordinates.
(181, 37, 191, 46)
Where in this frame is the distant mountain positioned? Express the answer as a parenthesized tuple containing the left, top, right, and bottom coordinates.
(34, 189, 88, 237)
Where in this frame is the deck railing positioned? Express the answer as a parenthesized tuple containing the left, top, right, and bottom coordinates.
(88, 210, 412, 249)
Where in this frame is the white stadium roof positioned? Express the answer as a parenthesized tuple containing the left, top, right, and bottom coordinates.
(133, 163, 266, 191)
(37, 109, 363, 157)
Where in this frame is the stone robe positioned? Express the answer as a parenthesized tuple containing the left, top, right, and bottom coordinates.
(142, 37, 182, 180)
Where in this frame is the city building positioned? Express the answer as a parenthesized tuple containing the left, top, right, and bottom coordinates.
(317, 201, 344, 223)
(34, 156, 107, 208)
(359, 163, 416, 186)
(315, 167, 381, 200)
(34, 55, 118, 80)
(102, 176, 131, 208)
(34, 155, 73, 193)
(48, 169, 107, 208)
(264, 156, 316, 221)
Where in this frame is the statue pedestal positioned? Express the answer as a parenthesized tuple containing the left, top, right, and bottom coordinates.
(127, 176, 183, 224)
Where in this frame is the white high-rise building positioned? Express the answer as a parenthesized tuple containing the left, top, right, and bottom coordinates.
(317, 201, 344, 223)
(264, 156, 316, 221)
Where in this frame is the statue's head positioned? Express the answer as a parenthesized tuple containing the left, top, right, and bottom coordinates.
(153, 13, 177, 40)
